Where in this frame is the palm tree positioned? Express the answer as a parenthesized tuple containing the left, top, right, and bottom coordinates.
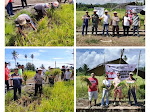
(31, 54, 34, 65)
(12, 50, 19, 66)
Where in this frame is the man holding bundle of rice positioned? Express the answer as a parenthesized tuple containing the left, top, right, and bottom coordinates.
(88, 73, 98, 108)
(126, 72, 138, 106)
(113, 72, 122, 106)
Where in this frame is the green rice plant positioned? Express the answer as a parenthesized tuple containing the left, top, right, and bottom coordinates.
(52, 69, 61, 76)
(5, 91, 14, 105)
(80, 76, 92, 86)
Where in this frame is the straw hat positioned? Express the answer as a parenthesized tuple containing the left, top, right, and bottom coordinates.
(37, 68, 43, 71)
(113, 11, 117, 14)
(129, 72, 133, 75)
(14, 67, 19, 70)
(86, 11, 89, 13)
(132, 10, 137, 14)
(45, 3, 50, 8)
(17, 16, 26, 26)
(105, 10, 108, 12)
(93, 10, 97, 12)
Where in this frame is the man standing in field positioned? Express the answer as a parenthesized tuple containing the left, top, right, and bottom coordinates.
(34, 3, 50, 19)
(15, 14, 37, 38)
(132, 10, 140, 37)
(64, 68, 72, 81)
(111, 11, 120, 38)
(61, 66, 66, 80)
(88, 73, 98, 108)
(100, 10, 110, 37)
(113, 73, 122, 106)
(82, 11, 90, 36)
(122, 12, 130, 36)
(5, 62, 10, 92)
(126, 72, 138, 106)
(6, 0, 14, 16)
(34, 68, 44, 97)
(18, 65, 23, 76)
(91, 10, 99, 35)
(10, 67, 24, 101)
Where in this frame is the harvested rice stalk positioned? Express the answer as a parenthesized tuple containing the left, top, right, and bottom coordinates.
(80, 76, 92, 86)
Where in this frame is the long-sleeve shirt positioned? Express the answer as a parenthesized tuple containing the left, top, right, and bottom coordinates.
(5, 67, 10, 80)
(34, 3, 46, 15)
(34, 73, 44, 84)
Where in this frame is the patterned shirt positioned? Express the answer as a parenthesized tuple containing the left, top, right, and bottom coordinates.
(91, 14, 99, 24)
(10, 73, 23, 88)
(132, 15, 139, 26)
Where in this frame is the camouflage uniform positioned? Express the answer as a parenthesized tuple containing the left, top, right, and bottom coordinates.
(91, 14, 99, 35)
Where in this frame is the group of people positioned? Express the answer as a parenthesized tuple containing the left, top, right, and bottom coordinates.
(82, 9, 141, 37)
(5, 62, 74, 101)
(88, 72, 137, 108)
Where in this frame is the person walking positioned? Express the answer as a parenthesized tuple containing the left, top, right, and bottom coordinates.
(21, 0, 27, 8)
(61, 66, 66, 80)
(15, 14, 37, 38)
(122, 12, 130, 36)
(6, 0, 14, 16)
(126, 72, 138, 106)
(10, 67, 24, 101)
(113, 73, 122, 106)
(64, 68, 72, 81)
(100, 10, 110, 37)
(111, 11, 120, 37)
(91, 10, 99, 35)
(88, 73, 98, 108)
(101, 75, 111, 107)
(82, 11, 90, 36)
(34, 68, 44, 97)
(132, 10, 140, 37)
(34, 3, 50, 19)
(5, 62, 10, 92)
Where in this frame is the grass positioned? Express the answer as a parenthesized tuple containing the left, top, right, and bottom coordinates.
(76, 8, 145, 29)
(5, 4, 74, 46)
(5, 81, 74, 112)
(76, 75, 145, 101)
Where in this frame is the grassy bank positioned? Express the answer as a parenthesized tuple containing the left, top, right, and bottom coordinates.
(5, 81, 74, 112)
(76, 75, 145, 101)
(5, 4, 74, 46)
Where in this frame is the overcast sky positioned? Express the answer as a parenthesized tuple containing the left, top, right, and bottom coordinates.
(76, 0, 144, 4)
(5, 48, 74, 69)
(76, 48, 145, 69)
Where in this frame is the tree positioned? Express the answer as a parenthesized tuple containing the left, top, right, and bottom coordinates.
(83, 64, 89, 76)
(123, 55, 128, 61)
(25, 54, 27, 64)
(26, 62, 35, 71)
(12, 50, 19, 66)
(31, 54, 34, 65)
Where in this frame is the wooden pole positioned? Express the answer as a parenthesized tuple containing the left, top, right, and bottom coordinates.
(136, 50, 141, 80)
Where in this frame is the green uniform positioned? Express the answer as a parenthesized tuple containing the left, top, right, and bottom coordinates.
(18, 69, 22, 76)
(91, 14, 99, 34)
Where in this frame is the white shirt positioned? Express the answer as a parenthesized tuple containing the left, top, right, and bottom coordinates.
(113, 77, 121, 87)
(102, 14, 110, 24)
(65, 71, 72, 79)
(103, 79, 111, 87)
(123, 16, 130, 26)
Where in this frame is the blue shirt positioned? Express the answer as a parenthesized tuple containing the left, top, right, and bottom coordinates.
(83, 15, 90, 26)
(11, 73, 22, 88)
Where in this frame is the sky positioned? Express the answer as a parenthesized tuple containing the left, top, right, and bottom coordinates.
(76, 0, 144, 4)
(5, 48, 74, 69)
(76, 48, 145, 69)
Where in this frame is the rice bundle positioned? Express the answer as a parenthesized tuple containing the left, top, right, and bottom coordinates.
(117, 80, 126, 87)
(80, 77, 92, 86)
(126, 80, 137, 88)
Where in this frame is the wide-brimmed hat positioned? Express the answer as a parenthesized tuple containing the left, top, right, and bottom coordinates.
(38, 68, 43, 71)
(113, 11, 117, 14)
(86, 11, 89, 13)
(105, 10, 108, 12)
(14, 67, 19, 70)
(5, 62, 9, 64)
(129, 72, 133, 75)
(93, 10, 97, 12)
(17, 16, 26, 26)
(132, 10, 137, 14)
(45, 3, 50, 8)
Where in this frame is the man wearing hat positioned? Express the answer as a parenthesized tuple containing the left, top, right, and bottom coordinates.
(34, 3, 50, 19)
(126, 72, 138, 106)
(5, 62, 10, 92)
(111, 11, 120, 37)
(91, 10, 99, 35)
(113, 72, 122, 106)
(10, 67, 24, 101)
(82, 11, 90, 36)
(15, 14, 37, 38)
(100, 10, 110, 37)
(64, 68, 72, 81)
(34, 68, 44, 96)
(132, 10, 140, 37)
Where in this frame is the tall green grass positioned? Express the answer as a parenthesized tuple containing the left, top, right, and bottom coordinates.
(5, 81, 74, 112)
(5, 4, 74, 46)
(76, 75, 145, 101)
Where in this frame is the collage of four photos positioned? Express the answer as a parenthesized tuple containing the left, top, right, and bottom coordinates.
(4, 0, 145, 112)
